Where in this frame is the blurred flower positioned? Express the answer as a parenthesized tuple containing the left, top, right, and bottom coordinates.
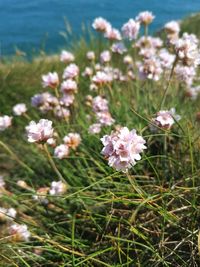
(164, 21, 180, 35)
(60, 79, 78, 94)
(88, 123, 102, 134)
(49, 181, 67, 195)
(122, 19, 140, 40)
(92, 17, 111, 32)
(63, 64, 79, 79)
(111, 42, 127, 54)
(9, 224, 30, 242)
(60, 50, 75, 63)
(152, 109, 181, 130)
(0, 115, 12, 131)
(136, 11, 155, 25)
(104, 27, 122, 41)
(100, 50, 111, 64)
(42, 72, 59, 89)
(86, 51, 95, 61)
(63, 133, 81, 150)
(0, 207, 16, 222)
(54, 144, 69, 159)
(13, 103, 27, 116)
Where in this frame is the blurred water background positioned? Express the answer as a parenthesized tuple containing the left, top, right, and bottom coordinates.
(1, 0, 200, 56)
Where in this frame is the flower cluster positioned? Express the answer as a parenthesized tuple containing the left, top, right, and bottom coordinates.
(101, 127, 146, 172)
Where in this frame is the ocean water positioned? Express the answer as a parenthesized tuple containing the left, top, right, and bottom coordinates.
(1, 0, 200, 56)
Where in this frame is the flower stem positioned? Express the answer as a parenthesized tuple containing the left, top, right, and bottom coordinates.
(159, 55, 178, 109)
(43, 143, 68, 185)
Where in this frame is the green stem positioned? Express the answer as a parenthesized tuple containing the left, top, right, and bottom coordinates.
(160, 56, 178, 109)
(43, 143, 68, 185)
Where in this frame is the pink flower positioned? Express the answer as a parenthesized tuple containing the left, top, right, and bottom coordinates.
(138, 57, 163, 81)
(42, 72, 59, 89)
(92, 96, 109, 113)
(63, 64, 79, 79)
(96, 112, 115, 126)
(60, 79, 78, 94)
(54, 144, 69, 159)
(13, 103, 27, 116)
(122, 19, 140, 40)
(92, 71, 113, 85)
(88, 123, 102, 134)
(101, 127, 146, 172)
(152, 109, 181, 130)
(100, 50, 111, 64)
(104, 28, 122, 41)
(54, 106, 70, 120)
(92, 17, 111, 32)
(82, 67, 93, 77)
(60, 50, 75, 63)
(60, 94, 75, 107)
(26, 119, 54, 143)
(136, 11, 155, 25)
(0, 115, 12, 131)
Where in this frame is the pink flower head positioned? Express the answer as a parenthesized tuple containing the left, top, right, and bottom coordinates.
(100, 50, 111, 64)
(60, 94, 75, 107)
(101, 127, 146, 172)
(54, 144, 69, 159)
(136, 11, 155, 25)
(13, 103, 27, 116)
(82, 67, 93, 77)
(104, 27, 122, 41)
(54, 106, 70, 120)
(60, 79, 78, 94)
(63, 64, 79, 79)
(60, 50, 75, 63)
(96, 112, 115, 126)
(152, 108, 181, 130)
(92, 71, 113, 85)
(122, 19, 140, 40)
(138, 57, 163, 81)
(63, 133, 81, 150)
(0, 115, 12, 131)
(26, 119, 54, 143)
(88, 123, 102, 134)
(42, 72, 59, 89)
(92, 17, 111, 32)
(92, 96, 109, 113)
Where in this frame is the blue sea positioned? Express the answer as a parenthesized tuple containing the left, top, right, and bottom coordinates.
(1, 0, 200, 56)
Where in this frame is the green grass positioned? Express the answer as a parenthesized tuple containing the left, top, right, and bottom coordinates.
(0, 14, 200, 267)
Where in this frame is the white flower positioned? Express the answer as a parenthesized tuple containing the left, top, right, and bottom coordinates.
(100, 50, 111, 64)
(164, 21, 180, 35)
(49, 181, 67, 195)
(9, 223, 30, 242)
(0, 115, 12, 131)
(152, 109, 181, 130)
(26, 119, 54, 143)
(60, 50, 75, 63)
(101, 127, 146, 172)
(54, 144, 69, 159)
(13, 103, 27, 116)
(86, 51, 95, 61)
(42, 72, 59, 88)
(104, 28, 122, 41)
(0, 207, 16, 222)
